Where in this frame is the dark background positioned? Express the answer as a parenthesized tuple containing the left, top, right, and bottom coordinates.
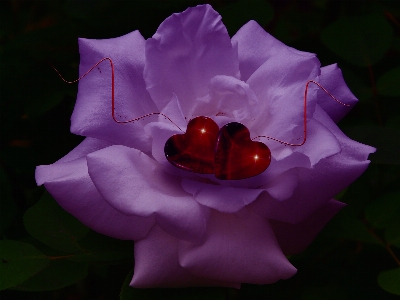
(1, 0, 399, 299)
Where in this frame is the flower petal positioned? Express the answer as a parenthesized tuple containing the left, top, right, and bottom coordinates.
(252, 106, 375, 224)
(144, 94, 187, 166)
(246, 48, 320, 143)
(234, 20, 320, 142)
(36, 157, 154, 240)
(264, 152, 310, 177)
(270, 199, 345, 255)
(144, 121, 181, 166)
(208, 75, 261, 126)
(178, 211, 296, 284)
(293, 118, 341, 166)
(262, 170, 298, 201)
(238, 152, 309, 201)
(180, 151, 310, 211)
(131, 225, 240, 288)
(86, 145, 209, 241)
(71, 31, 156, 152)
(317, 64, 358, 122)
(158, 93, 187, 130)
(313, 104, 376, 162)
(144, 4, 240, 117)
(182, 179, 264, 213)
(56, 137, 113, 163)
(232, 20, 316, 82)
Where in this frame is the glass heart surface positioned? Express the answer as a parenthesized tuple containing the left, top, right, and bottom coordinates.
(215, 122, 271, 180)
(164, 116, 219, 174)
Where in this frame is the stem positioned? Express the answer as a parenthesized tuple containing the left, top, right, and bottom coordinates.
(366, 225, 400, 267)
(384, 11, 400, 28)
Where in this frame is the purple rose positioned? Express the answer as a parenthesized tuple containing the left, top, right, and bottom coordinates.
(36, 5, 375, 288)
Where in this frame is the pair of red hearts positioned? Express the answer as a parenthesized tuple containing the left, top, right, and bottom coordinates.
(164, 116, 271, 180)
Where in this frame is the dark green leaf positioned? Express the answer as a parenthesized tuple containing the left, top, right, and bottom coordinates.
(334, 187, 347, 200)
(377, 268, 400, 295)
(321, 14, 393, 66)
(325, 183, 379, 244)
(377, 67, 400, 97)
(365, 192, 400, 229)
(0, 240, 50, 290)
(219, 0, 274, 36)
(343, 126, 400, 165)
(71, 231, 133, 262)
(0, 166, 17, 233)
(274, 8, 323, 43)
(13, 259, 88, 291)
(340, 177, 372, 214)
(384, 208, 400, 248)
(341, 67, 372, 102)
(23, 192, 90, 253)
(24, 90, 65, 119)
(120, 270, 135, 300)
(324, 208, 379, 244)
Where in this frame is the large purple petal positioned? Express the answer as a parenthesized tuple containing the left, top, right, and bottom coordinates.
(233, 20, 320, 143)
(71, 31, 156, 152)
(131, 225, 239, 288)
(261, 116, 340, 170)
(35, 157, 154, 240)
(232, 20, 316, 83)
(182, 179, 264, 213)
(270, 199, 345, 255)
(56, 137, 113, 163)
(144, 4, 240, 117)
(262, 170, 298, 201)
(292, 118, 341, 166)
(252, 105, 375, 224)
(178, 211, 296, 284)
(249, 153, 309, 202)
(181, 150, 312, 212)
(86, 145, 209, 242)
(246, 47, 320, 143)
(317, 64, 358, 122)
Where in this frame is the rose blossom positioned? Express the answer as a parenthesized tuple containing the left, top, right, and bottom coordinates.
(36, 5, 375, 288)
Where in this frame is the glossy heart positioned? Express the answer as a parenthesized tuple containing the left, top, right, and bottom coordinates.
(164, 116, 219, 174)
(164, 117, 271, 180)
(214, 122, 271, 180)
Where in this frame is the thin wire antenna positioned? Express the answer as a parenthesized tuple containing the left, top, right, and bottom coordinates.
(51, 57, 184, 132)
(53, 59, 350, 143)
(252, 79, 351, 146)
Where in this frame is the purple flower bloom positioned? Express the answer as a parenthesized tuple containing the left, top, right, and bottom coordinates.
(36, 5, 375, 288)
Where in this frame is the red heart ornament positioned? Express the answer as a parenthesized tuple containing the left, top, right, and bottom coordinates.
(214, 122, 271, 180)
(164, 116, 219, 174)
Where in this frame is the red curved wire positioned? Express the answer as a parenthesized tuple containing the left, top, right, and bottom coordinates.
(51, 57, 184, 132)
(252, 80, 351, 146)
